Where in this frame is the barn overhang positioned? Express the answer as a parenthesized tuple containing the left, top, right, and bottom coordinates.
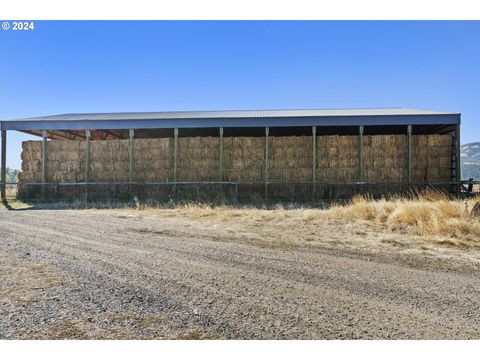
(0, 109, 461, 141)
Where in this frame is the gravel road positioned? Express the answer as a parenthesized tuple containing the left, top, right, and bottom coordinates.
(1, 207, 480, 339)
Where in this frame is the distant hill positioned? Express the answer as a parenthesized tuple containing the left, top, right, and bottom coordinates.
(461, 142, 480, 180)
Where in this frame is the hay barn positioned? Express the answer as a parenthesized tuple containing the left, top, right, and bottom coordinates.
(0, 108, 461, 203)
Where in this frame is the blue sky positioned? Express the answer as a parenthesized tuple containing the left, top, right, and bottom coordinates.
(1, 21, 479, 169)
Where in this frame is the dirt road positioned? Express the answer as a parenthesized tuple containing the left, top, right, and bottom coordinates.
(1, 207, 480, 339)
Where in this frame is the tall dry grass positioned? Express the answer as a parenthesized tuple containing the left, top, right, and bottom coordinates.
(326, 190, 480, 246)
(133, 189, 480, 249)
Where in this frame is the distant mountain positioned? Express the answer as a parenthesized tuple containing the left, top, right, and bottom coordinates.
(461, 142, 480, 180)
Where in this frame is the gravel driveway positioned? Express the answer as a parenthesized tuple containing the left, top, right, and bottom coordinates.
(1, 207, 480, 339)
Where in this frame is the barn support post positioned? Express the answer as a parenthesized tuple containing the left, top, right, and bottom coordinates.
(173, 128, 179, 198)
(407, 125, 412, 185)
(85, 130, 91, 205)
(358, 125, 364, 184)
(173, 128, 178, 182)
(264, 126, 269, 203)
(312, 126, 317, 182)
(41, 130, 48, 199)
(128, 129, 134, 183)
(85, 130, 91, 182)
(219, 127, 224, 181)
(1, 130, 6, 202)
(128, 129, 134, 199)
(312, 126, 317, 201)
(455, 124, 461, 196)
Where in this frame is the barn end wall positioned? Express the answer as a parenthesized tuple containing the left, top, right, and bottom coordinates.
(17, 134, 453, 200)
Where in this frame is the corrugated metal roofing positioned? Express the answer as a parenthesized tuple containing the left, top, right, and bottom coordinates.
(4, 108, 457, 122)
(0, 108, 460, 131)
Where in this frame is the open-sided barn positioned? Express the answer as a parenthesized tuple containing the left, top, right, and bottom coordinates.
(0, 108, 461, 203)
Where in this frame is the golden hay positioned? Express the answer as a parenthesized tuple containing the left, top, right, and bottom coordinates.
(224, 137, 264, 181)
(269, 136, 312, 182)
(317, 135, 358, 181)
(177, 137, 220, 181)
(326, 191, 480, 245)
(134, 138, 173, 181)
(17, 134, 454, 186)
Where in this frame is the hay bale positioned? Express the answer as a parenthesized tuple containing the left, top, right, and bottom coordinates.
(413, 134, 452, 183)
(177, 137, 220, 181)
(316, 135, 358, 182)
(269, 136, 312, 182)
(224, 137, 264, 181)
(135, 138, 173, 181)
(17, 133, 453, 190)
(364, 135, 407, 182)
(90, 140, 128, 182)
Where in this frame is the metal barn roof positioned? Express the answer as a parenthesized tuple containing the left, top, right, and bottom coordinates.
(0, 108, 460, 132)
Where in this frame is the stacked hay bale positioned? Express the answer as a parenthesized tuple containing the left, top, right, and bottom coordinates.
(18, 141, 42, 183)
(177, 137, 220, 181)
(134, 138, 173, 181)
(17, 133, 454, 200)
(316, 136, 359, 182)
(224, 137, 264, 181)
(90, 140, 129, 182)
(18, 140, 87, 183)
(413, 134, 451, 183)
(269, 136, 312, 182)
(363, 135, 407, 182)
(46, 140, 86, 183)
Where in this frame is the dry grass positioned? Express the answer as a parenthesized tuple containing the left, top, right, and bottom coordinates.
(132, 190, 480, 253)
(326, 191, 480, 247)
(0, 251, 74, 307)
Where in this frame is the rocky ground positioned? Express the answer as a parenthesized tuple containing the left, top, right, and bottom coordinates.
(1, 206, 480, 339)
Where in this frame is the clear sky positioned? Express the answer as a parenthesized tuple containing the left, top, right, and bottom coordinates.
(1, 21, 479, 169)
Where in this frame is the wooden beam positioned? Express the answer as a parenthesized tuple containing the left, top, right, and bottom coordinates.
(358, 125, 364, 182)
(219, 127, 224, 181)
(128, 129, 134, 183)
(407, 125, 412, 184)
(173, 128, 178, 182)
(19, 130, 77, 141)
(1, 130, 6, 201)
